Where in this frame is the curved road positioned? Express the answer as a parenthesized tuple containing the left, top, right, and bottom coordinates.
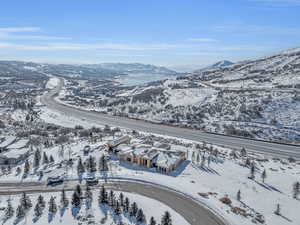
(41, 79, 300, 159)
(0, 180, 227, 225)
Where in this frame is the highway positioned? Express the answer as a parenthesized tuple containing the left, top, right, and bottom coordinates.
(0, 180, 227, 225)
(41, 79, 300, 159)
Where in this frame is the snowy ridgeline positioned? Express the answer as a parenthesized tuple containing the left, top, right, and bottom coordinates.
(55, 48, 300, 142)
(0, 188, 186, 225)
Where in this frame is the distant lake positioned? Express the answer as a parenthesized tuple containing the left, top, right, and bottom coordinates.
(116, 73, 176, 86)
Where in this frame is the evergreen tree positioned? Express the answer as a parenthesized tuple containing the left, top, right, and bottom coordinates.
(207, 155, 211, 167)
(34, 202, 43, 217)
(72, 191, 81, 208)
(149, 217, 156, 225)
(119, 192, 124, 207)
(274, 203, 281, 215)
(136, 208, 146, 223)
(124, 197, 130, 213)
(241, 147, 247, 157)
(98, 185, 108, 204)
(108, 190, 115, 207)
(196, 153, 200, 165)
(16, 205, 25, 219)
(200, 155, 205, 168)
(250, 162, 255, 179)
(130, 202, 138, 217)
(114, 200, 121, 215)
(37, 195, 46, 209)
(77, 157, 85, 175)
(237, 190, 241, 201)
(42, 152, 49, 165)
(261, 169, 267, 183)
(60, 189, 69, 208)
(99, 155, 109, 172)
(16, 167, 21, 175)
(191, 151, 195, 162)
(75, 184, 82, 198)
(293, 181, 300, 199)
(161, 211, 172, 225)
(20, 192, 32, 211)
(85, 185, 93, 209)
(33, 149, 41, 168)
(49, 155, 55, 163)
(24, 160, 30, 175)
(48, 196, 57, 214)
(4, 199, 14, 220)
(245, 158, 251, 167)
(86, 156, 97, 173)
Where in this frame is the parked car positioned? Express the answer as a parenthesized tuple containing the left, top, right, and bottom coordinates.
(85, 177, 99, 186)
(47, 176, 64, 186)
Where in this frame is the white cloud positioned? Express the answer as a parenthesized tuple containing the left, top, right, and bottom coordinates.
(0, 33, 71, 41)
(0, 26, 70, 41)
(187, 38, 217, 42)
(0, 27, 40, 33)
(0, 42, 189, 51)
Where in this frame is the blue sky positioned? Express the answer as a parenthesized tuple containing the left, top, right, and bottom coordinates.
(0, 0, 300, 68)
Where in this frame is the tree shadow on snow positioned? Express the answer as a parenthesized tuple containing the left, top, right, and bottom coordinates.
(279, 214, 293, 223)
(99, 204, 109, 218)
(119, 160, 189, 177)
(72, 207, 81, 218)
(191, 163, 220, 176)
(48, 212, 56, 223)
(60, 207, 67, 218)
(32, 215, 42, 223)
(13, 217, 24, 225)
(254, 180, 283, 194)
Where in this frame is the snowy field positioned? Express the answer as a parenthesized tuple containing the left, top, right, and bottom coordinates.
(0, 190, 188, 225)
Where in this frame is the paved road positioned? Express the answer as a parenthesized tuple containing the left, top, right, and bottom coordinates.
(0, 180, 227, 225)
(41, 79, 300, 159)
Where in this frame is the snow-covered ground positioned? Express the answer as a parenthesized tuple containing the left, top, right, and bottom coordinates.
(46, 77, 60, 90)
(0, 190, 188, 225)
(1, 128, 299, 225)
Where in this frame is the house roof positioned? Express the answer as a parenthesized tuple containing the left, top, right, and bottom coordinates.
(153, 151, 182, 168)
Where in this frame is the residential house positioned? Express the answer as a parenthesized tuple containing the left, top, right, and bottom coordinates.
(115, 143, 186, 173)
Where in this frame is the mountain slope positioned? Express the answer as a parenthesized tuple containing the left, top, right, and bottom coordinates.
(194, 60, 234, 73)
(191, 48, 300, 88)
(59, 47, 300, 143)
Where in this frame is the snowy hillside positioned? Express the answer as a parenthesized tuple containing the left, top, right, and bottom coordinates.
(57, 48, 300, 143)
(194, 60, 234, 72)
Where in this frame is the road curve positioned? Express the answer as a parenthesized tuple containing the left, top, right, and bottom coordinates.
(0, 180, 227, 225)
(41, 79, 300, 159)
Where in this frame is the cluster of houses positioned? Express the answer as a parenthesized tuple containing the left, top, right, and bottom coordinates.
(108, 136, 186, 173)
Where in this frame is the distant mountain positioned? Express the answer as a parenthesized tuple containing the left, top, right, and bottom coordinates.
(83, 63, 178, 75)
(191, 47, 300, 87)
(194, 60, 234, 72)
(0, 61, 178, 79)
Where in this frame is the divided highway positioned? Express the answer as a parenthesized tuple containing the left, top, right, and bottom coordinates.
(41, 79, 300, 159)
